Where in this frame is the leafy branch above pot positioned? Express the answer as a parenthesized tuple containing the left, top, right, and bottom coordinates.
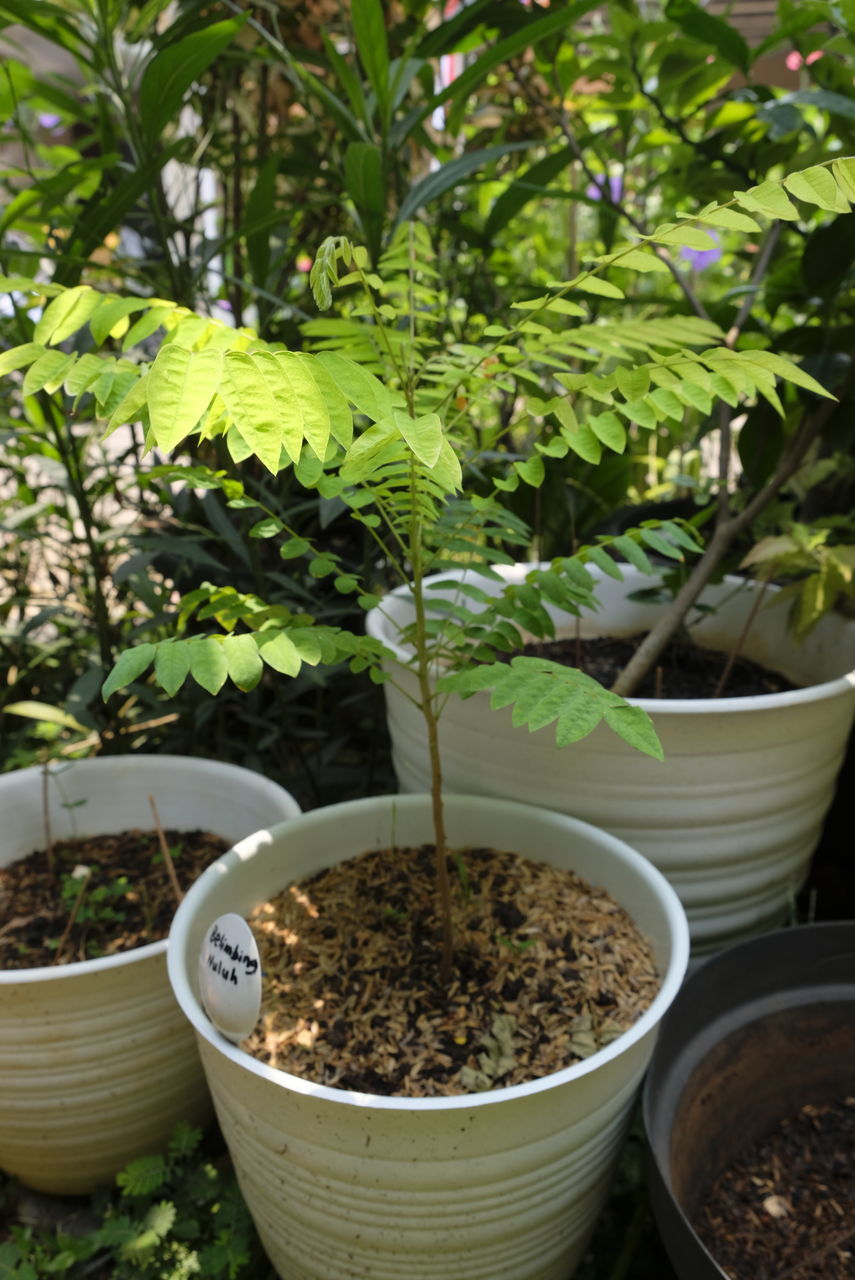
(0, 159, 850, 982)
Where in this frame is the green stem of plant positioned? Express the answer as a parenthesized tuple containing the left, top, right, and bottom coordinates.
(408, 461, 454, 988)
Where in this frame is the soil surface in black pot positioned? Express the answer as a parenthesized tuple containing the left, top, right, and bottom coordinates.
(0, 828, 228, 968)
(245, 842, 660, 1097)
(693, 1096, 855, 1279)
(524, 634, 797, 700)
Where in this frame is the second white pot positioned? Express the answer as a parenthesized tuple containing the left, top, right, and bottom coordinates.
(366, 567, 855, 954)
(168, 793, 689, 1280)
(0, 754, 300, 1194)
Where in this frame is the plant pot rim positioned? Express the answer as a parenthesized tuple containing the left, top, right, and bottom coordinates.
(0, 753, 299, 984)
(168, 791, 690, 1113)
(366, 569, 855, 714)
(642, 921, 855, 1278)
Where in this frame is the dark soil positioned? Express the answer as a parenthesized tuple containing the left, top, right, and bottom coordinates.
(245, 842, 660, 1097)
(0, 828, 228, 968)
(694, 1096, 855, 1279)
(525, 634, 796, 700)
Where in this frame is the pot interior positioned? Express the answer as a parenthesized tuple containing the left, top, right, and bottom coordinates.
(668, 1001, 855, 1219)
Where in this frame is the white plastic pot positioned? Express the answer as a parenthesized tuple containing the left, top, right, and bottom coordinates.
(167, 793, 689, 1280)
(0, 754, 300, 1195)
(366, 567, 855, 955)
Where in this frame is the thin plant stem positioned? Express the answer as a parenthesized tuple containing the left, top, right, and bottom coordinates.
(53, 867, 92, 966)
(41, 759, 54, 876)
(712, 574, 772, 698)
(148, 794, 184, 907)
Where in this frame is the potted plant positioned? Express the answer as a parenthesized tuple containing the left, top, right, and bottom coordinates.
(0, 161, 849, 1271)
(369, 561, 855, 955)
(0, 753, 300, 1195)
(643, 920, 855, 1280)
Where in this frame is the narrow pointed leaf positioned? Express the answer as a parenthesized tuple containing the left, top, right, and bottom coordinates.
(603, 703, 663, 760)
(734, 180, 800, 221)
(34, 285, 100, 345)
(394, 410, 443, 467)
(154, 642, 192, 696)
(223, 634, 264, 691)
(22, 350, 76, 395)
(257, 631, 303, 676)
(188, 637, 229, 695)
(0, 342, 44, 376)
(783, 165, 850, 214)
(148, 346, 221, 452)
(219, 352, 283, 473)
(102, 644, 156, 699)
(316, 351, 397, 421)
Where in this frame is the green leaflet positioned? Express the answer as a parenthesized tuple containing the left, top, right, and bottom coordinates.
(615, 366, 651, 401)
(294, 353, 353, 449)
(246, 351, 312, 464)
(257, 631, 304, 676)
(22, 350, 76, 396)
(102, 644, 157, 699)
(316, 350, 398, 422)
(154, 642, 192, 697)
(438, 658, 663, 759)
(783, 165, 850, 215)
(603, 704, 664, 760)
(223, 634, 264, 691)
(588, 411, 627, 453)
(734, 180, 800, 221)
(66, 352, 110, 398)
(34, 285, 101, 345)
(188, 637, 229, 695)
(219, 351, 283, 474)
(89, 296, 152, 346)
(698, 206, 761, 232)
(393, 410, 443, 468)
(148, 346, 221, 453)
(0, 342, 45, 376)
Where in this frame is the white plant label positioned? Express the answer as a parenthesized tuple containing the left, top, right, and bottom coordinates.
(198, 913, 262, 1043)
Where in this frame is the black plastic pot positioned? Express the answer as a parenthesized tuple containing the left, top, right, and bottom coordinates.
(642, 922, 855, 1279)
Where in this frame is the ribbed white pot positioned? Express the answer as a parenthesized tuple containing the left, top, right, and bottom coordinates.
(366, 567, 855, 955)
(168, 793, 689, 1280)
(0, 754, 300, 1195)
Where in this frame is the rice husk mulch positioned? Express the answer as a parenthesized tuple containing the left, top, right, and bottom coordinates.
(244, 841, 660, 1097)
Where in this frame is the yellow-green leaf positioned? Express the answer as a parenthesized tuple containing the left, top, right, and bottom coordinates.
(34, 286, 101, 345)
(22, 350, 76, 395)
(0, 342, 45, 376)
(573, 276, 625, 300)
(189, 637, 229, 695)
(219, 351, 282, 474)
(734, 180, 800, 221)
(783, 165, 850, 214)
(148, 345, 221, 452)
(257, 631, 303, 676)
(3, 700, 88, 733)
(589, 411, 627, 452)
(223, 634, 264, 691)
(698, 206, 761, 232)
(154, 642, 191, 696)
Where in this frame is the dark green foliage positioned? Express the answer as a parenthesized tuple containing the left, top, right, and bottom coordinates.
(0, 1126, 277, 1280)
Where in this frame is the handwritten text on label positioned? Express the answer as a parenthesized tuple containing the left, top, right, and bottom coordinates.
(198, 912, 262, 1043)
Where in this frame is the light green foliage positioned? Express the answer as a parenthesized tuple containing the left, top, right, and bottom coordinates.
(0, 1125, 273, 1279)
(741, 523, 855, 640)
(0, 160, 848, 758)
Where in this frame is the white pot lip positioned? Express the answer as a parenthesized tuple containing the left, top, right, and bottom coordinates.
(0, 752, 294, 787)
(0, 935, 167, 984)
(365, 571, 855, 714)
(168, 793, 691, 1112)
(0, 753, 300, 985)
